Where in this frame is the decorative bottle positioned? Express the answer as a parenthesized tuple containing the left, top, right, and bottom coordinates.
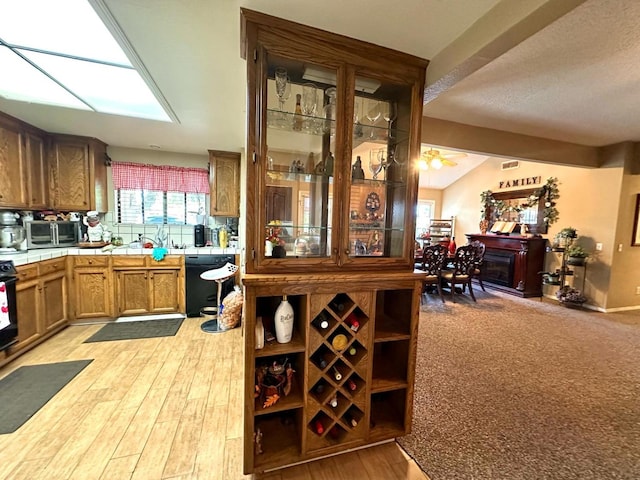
(293, 94, 303, 131)
(324, 152, 334, 176)
(218, 226, 228, 249)
(255, 316, 264, 349)
(448, 236, 457, 255)
(274, 295, 294, 343)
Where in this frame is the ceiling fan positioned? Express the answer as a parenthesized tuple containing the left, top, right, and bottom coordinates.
(419, 148, 467, 170)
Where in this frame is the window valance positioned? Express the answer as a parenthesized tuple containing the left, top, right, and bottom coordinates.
(112, 161, 210, 194)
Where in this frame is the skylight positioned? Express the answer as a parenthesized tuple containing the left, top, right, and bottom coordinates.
(0, 0, 173, 122)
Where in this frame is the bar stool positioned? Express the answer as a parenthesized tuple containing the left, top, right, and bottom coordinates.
(200, 262, 238, 333)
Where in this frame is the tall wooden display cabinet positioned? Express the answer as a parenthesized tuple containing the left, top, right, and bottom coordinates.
(240, 9, 428, 473)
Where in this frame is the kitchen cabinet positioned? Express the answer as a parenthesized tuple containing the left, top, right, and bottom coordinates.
(25, 131, 48, 209)
(14, 258, 68, 353)
(241, 9, 426, 474)
(0, 114, 29, 208)
(113, 255, 184, 317)
(209, 149, 241, 217)
(48, 134, 109, 212)
(72, 256, 112, 319)
(242, 9, 426, 274)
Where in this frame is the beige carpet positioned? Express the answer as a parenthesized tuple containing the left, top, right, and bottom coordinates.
(398, 289, 640, 480)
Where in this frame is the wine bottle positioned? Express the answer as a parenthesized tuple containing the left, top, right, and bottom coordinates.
(315, 383, 325, 394)
(329, 393, 338, 408)
(345, 413, 358, 427)
(346, 313, 359, 332)
(274, 295, 294, 343)
(314, 312, 329, 330)
(332, 366, 342, 381)
(314, 419, 324, 435)
(347, 378, 357, 391)
(347, 346, 357, 356)
(448, 236, 457, 255)
(293, 93, 303, 131)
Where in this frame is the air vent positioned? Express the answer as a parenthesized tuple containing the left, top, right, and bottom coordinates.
(501, 160, 519, 170)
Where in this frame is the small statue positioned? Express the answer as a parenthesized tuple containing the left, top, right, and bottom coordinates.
(254, 428, 263, 455)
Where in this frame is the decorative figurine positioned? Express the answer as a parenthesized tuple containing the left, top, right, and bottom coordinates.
(352, 157, 365, 180)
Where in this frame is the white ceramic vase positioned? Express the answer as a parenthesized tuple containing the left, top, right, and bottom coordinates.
(265, 240, 274, 257)
(274, 295, 294, 343)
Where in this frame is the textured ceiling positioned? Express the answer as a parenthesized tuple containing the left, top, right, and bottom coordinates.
(0, 0, 637, 189)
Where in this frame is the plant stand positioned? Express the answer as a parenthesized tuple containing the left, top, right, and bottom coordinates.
(544, 237, 587, 306)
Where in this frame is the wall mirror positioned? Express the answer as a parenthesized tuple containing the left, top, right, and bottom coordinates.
(488, 188, 548, 234)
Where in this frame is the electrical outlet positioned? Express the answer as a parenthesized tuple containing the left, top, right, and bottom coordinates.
(596, 243, 603, 251)
(636, 286, 640, 295)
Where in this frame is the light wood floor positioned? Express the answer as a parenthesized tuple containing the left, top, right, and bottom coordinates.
(0, 318, 430, 480)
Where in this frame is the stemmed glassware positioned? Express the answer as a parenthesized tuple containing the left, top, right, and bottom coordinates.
(378, 148, 392, 180)
(382, 101, 396, 140)
(368, 148, 383, 180)
(365, 100, 381, 139)
(274, 67, 291, 125)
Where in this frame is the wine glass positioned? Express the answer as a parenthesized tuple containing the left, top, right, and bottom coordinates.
(302, 83, 318, 132)
(378, 148, 392, 180)
(382, 101, 397, 140)
(365, 99, 381, 139)
(369, 149, 383, 180)
(274, 68, 291, 124)
(391, 146, 406, 181)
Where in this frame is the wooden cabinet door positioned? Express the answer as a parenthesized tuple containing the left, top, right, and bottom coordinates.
(15, 279, 42, 351)
(74, 269, 112, 319)
(89, 139, 109, 213)
(41, 272, 68, 333)
(149, 269, 180, 313)
(25, 132, 48, 209)
(49, 138, 90, 210)
(116, 270, 149, 316)
(0, 121, 28, 208)
(209, 150, 240, 217)
(265, 186, 292, 223)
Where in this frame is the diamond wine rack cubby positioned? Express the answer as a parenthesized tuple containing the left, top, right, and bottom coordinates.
(243, 274, 421, 473)
(306, 293, 369, 452)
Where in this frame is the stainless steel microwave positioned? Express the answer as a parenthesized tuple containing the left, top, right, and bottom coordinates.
(24, 221, 81, 249)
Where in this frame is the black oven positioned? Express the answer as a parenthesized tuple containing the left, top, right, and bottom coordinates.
(0, 260, 18, 351)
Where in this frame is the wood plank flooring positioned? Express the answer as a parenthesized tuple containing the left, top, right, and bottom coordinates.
(0, 318, 429, 480)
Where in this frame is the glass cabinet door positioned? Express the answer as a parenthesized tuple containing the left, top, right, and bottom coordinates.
(345, 74, 413, 262)
(262, 55, 338, 262)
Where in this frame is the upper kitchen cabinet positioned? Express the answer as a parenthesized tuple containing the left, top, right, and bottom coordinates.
(0, 114, 28, 208)
(48, 134, 109, 212)
(0, 112, 48, 210)
(209, 150, 241, 217)
(241, 9, 427, 274)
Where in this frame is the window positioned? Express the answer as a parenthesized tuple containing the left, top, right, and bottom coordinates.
(0, 0, 173, 121)
(415, 199, 435, 239)
(112, 162, 209, 225)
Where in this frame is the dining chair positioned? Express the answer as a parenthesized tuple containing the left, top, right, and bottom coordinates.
(439, 244, 477, 302)
(469, 240, 486, 292)
(414, 244, 448, 303)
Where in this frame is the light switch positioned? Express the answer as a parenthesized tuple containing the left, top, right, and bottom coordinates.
(596, 243, 603, 251)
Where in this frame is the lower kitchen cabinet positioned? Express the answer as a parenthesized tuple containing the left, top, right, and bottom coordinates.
(14, 258, 68, 353)
(72, 256, 112, 319)
(113, 255, 184, 317)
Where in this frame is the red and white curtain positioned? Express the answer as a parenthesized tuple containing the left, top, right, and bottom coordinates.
(112, 162, 210, 193)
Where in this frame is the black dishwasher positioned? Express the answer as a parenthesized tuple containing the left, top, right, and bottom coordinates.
(185, 255, 236, 317)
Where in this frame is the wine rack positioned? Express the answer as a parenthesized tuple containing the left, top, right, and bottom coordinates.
(305, 293, 369, 452)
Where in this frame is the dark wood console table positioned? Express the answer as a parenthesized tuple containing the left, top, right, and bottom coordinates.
(466, 234, 547, 297)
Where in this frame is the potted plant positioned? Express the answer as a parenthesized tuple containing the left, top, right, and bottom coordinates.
(556, 286, 587, 308)
(552, 226, 578, 250)
(566, 244, 589, 266)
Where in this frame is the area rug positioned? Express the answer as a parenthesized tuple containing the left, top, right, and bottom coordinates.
(0, 359, 93, 434)
(83, 317, 184, 343)
(397, 290, 640, 480)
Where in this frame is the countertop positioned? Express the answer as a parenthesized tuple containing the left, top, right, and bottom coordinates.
(1, 246, 243, 267)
